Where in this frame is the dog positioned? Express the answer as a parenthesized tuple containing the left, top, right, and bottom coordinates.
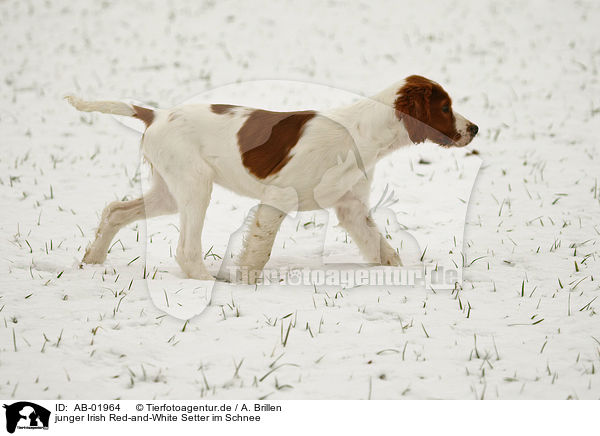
(67, 75, 478, 284)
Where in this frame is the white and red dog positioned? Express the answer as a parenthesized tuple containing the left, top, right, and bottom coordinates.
(67, 75, 478, 283)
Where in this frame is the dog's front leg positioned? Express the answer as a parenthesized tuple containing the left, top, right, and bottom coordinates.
(335, 193, 402, 266)
(238, 203, 286, 284)
(173, 177, 215, 281)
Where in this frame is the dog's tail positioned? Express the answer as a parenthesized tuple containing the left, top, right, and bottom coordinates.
(65, 95, 155, 128)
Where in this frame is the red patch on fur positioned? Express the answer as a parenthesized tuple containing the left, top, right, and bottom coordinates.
(210, 104, 238, 115)
(394, 75, 460, 146)
(132, 105, 154, 128)
(237, 109, 317, 179)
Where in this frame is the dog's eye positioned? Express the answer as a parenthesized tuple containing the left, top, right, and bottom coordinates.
(442, 105, 450, 113)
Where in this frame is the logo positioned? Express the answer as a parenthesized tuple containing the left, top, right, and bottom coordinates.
(2, 402, 50, 434)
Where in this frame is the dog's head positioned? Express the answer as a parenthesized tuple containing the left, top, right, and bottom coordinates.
(394, 75, 478, 147)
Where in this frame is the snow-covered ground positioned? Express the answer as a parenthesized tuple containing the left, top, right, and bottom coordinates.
(1, 0, 599, 399)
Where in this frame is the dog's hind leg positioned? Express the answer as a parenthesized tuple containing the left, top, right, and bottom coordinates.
(238, 203, 286, 284)
(82, 172, 177, 264)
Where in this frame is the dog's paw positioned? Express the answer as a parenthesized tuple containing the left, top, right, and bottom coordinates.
(176, 257, 215, 281)
(380, 249, 402, 267)
(182, 266, 215, 281)
(181, 264, 215, 281)
(186, 271, 216, 281)
(82, 249, 107, 264)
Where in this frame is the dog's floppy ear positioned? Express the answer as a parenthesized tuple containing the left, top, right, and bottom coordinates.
(394, 77, 433, 144)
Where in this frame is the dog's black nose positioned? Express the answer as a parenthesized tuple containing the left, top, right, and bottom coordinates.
(468, 124, 479, 136)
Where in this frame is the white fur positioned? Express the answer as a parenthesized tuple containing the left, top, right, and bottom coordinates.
(453, 112, 474, 147)
(69, 80, 475, 284)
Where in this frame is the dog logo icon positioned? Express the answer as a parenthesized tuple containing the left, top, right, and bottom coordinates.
(2, 402, 50, 433)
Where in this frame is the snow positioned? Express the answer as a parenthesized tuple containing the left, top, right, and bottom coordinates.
(1, 0, 599, 399)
